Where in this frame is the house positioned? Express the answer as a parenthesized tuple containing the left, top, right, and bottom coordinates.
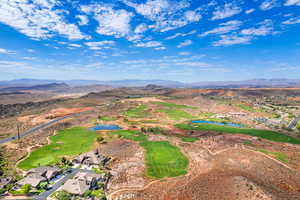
(16, 173, 47, 188)
(72, 149, 109, 167)
(0, 176, 13, 189)
(16, 166, 62, 188)
(27, 166, 62, 180)
(61, 172, 105, 196)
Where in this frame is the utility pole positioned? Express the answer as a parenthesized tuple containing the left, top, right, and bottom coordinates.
(17, 124, 20, 140)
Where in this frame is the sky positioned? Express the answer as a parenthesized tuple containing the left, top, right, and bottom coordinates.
(0, 0, 300, 82)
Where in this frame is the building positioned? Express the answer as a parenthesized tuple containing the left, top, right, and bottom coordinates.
(16, 166, 62, 188)
(0, 177, 13, 189)
(61, 172, 105, 196)
(72, 149, 109, 167)
(16, 173, 47, 188)
(27, 166, 62, 180)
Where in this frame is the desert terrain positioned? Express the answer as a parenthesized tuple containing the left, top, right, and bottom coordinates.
(0, 86, 299, 200)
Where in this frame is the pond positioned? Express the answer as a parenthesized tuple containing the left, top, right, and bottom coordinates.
(89, 124, 122, 131)
(191, 120, 244, 128)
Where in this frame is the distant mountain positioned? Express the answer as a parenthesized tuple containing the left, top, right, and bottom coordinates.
(187, 78, 300, 88)
(0, 79, 184, 87)
(0, 83, 69, 93)
(1, 78, 300, 88)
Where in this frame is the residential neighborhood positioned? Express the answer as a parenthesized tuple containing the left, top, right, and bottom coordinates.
(0, 149, 110, 200)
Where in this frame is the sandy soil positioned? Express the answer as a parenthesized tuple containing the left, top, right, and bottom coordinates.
(100, 140, 149, 193)
(121, 97, 165, 103)
(17, 107, 92, 125)
(109, 138, 300, 200)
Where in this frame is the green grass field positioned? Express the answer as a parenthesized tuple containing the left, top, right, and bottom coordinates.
(153, 102, 196, 109)
(259, 149, 288, 163)
(110, 130, 148, 142)
(140, 141, 188, 178)
(181, 137, 199, 142)
(176, 123, 300, 145)
(124, 105, 149, 118)
(158, 109, 195, 120)
(99, 116, 116, 121)
(239, 104, 262, 113)
(154, 102, 196, 120)
(18, 127, 99, 170)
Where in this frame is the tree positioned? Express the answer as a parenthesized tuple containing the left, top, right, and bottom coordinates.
(21, 184, 31, 194)
(297, 125, 300, 137)
(53, 190, 72, 200)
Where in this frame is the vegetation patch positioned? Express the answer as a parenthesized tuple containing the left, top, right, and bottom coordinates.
(140, 141, 188, 178)
(239, 104, 262, 112)
(124, 105, 149, 118)
(18, 127, 99, 170)
(154, 102, 196, 120)
(259, 149, 289, 163)
(153, 102, 196, 109)
(198, 112, 215, 118)
(158, 109, 195, 120)
(99, 116, 116, 121)
(176, 123, 300, 145)
(181, 137, 199, 143)
(110, 130, 148, 142)
(142, 127, 165, 135)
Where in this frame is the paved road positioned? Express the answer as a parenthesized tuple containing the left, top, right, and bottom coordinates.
(0, 110, 92, 145)
(34, 168, 94, 200)
(34, 168, 79, 200)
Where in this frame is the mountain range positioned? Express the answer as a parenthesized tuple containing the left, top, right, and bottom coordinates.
(0, 78, 300, 89)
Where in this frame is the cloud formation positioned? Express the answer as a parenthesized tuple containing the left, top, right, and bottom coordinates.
(211, 3, 242, 20)
(0, 0, 88, 40)
(177, 39, 193, 48)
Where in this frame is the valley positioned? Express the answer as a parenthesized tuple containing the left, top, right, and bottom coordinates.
(0, 85, 300, 200)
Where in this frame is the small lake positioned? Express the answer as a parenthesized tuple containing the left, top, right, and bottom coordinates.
(89, 124, 122, 131)
(191, 120, 244, 128)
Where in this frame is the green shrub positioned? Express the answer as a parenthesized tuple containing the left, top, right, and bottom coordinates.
(181, 137, 199, 142)
(21, 184, 31, 194)
(52, 190, 72, 200)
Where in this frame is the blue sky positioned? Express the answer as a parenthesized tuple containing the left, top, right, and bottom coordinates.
(0, 0, 300, 82)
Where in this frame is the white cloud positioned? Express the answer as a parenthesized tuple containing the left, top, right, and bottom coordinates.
(213, 35, 252, 46)
(211, 3, 242, 20)
(175, 61, 209, 67)
(23, 57, 36, 60)
(240, 20, 273, 36)
(260, 0, 280, 10)
(134, 23, 148, 34)
(285, 0, 300, 6)
(184, 10, 201, 22)
(165, 30, 196, 40)
(0, 60, 26, 66)
(76, 15, 89, 26)
(27, 49, 35, 53)
(154, 46, 166, 50)
(282, 17, 300, 24)
(199, 20, 242, 37)
(245, 9, 255, 14)
(0, 0, 89, 40)
(81, 4, 133, 38)
(177, 39, 192, 48)
(121, 60, 146, 64)
(179, 51, 191, 56)
(0, 48, 16, 54)
(136, 41, 163, 48)
(124, 0, 201, 32)
(69, 43, 82, 48)
(85, 41, 116, 50)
